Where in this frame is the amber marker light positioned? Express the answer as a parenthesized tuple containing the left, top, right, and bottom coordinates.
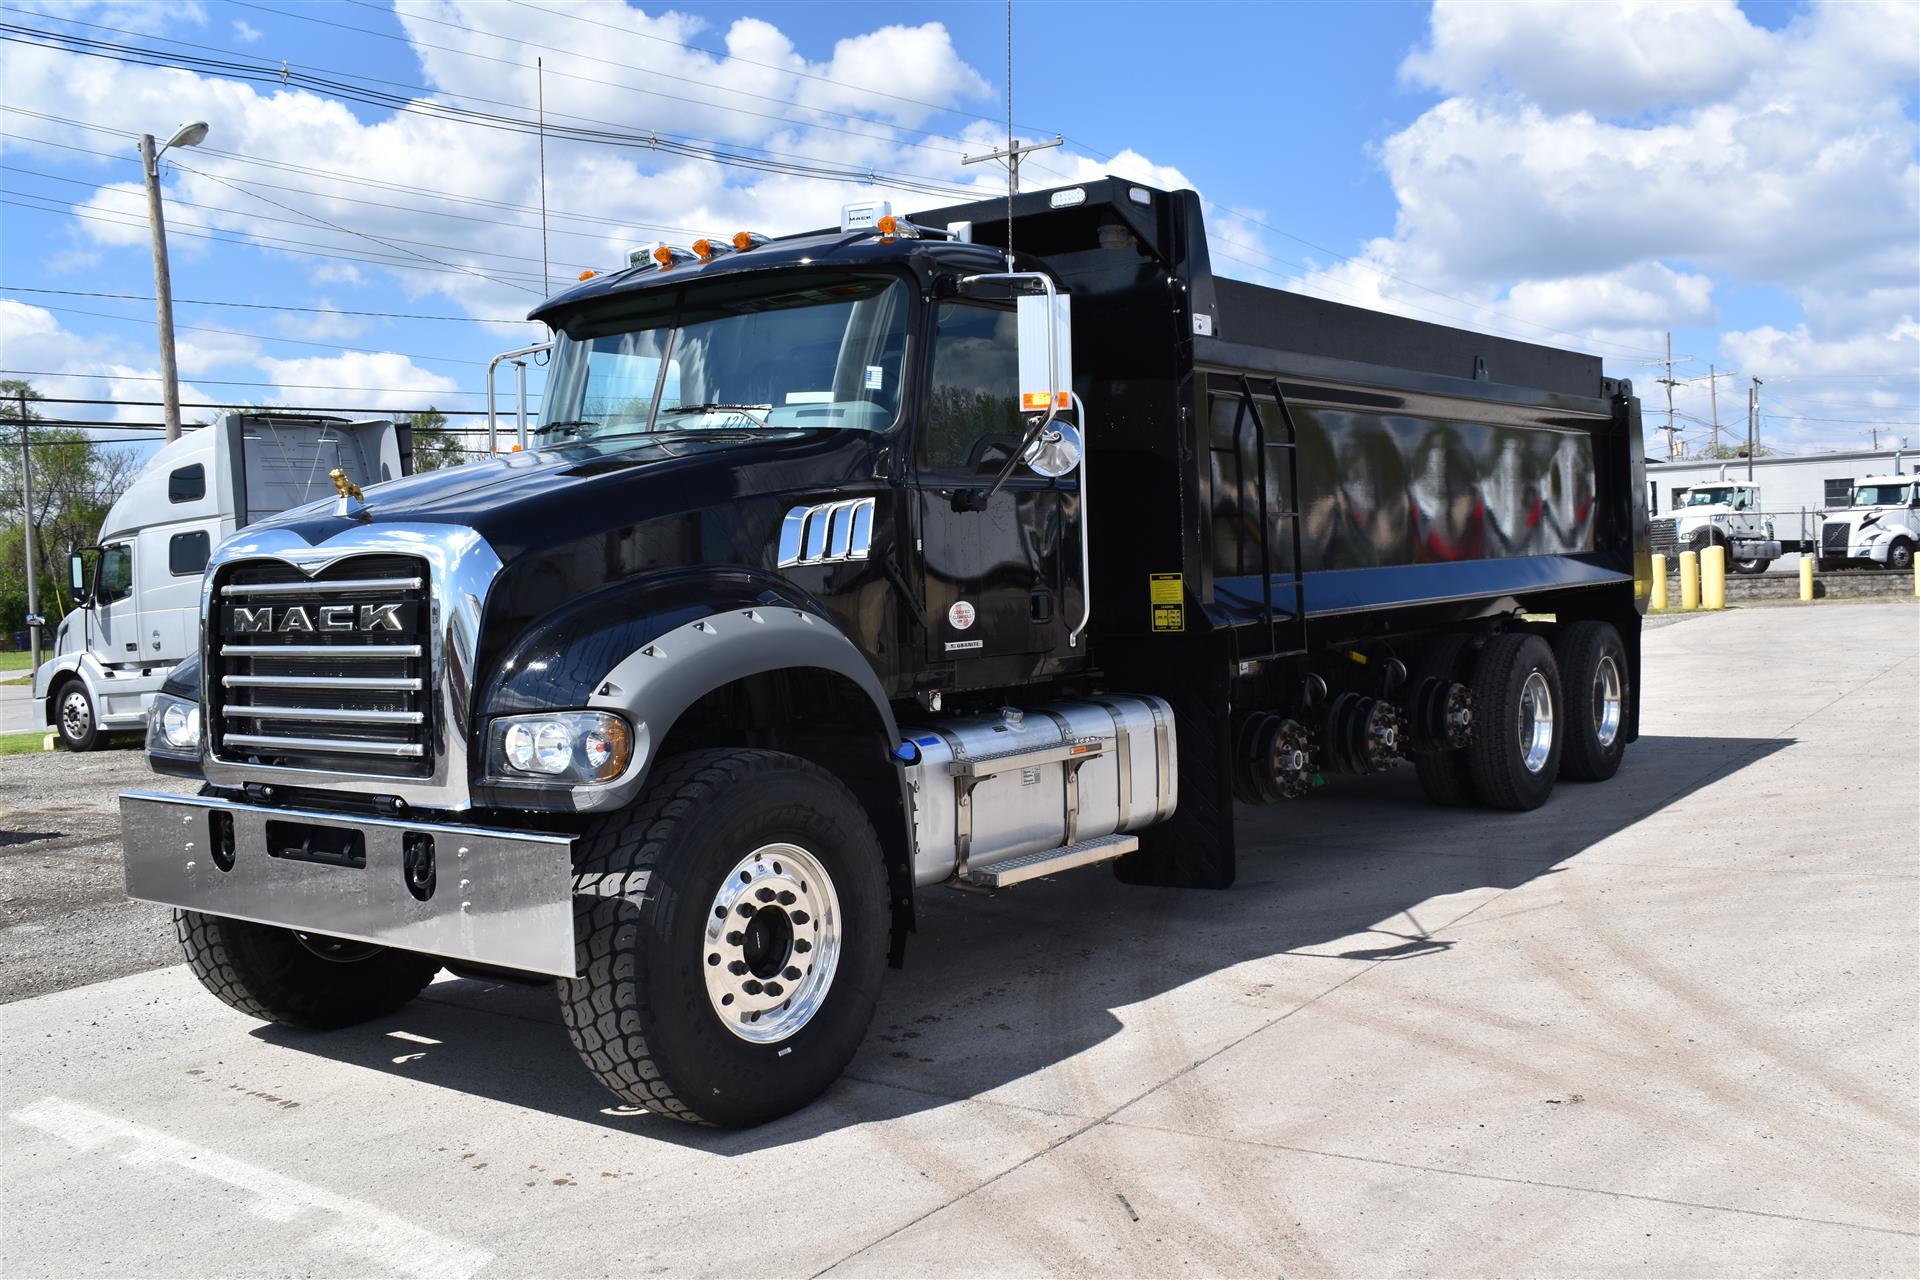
(652, 244, 676, 266)
(876, 214, 898, 238)
(732, 231, 770, 251)
(692, 238, 715, 258)
(578, 269, 597, 281)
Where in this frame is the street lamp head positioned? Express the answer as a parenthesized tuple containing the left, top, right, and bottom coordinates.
(164, 121, 209, 151)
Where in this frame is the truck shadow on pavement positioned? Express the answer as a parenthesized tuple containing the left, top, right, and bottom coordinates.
(253, 731, 1788, 1153)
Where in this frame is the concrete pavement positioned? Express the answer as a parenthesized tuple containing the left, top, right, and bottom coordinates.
(0, 680, 46, 734)
(1, 601, 1914, 1276)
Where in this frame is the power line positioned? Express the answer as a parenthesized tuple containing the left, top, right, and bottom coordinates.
(1, 368, 525, 395)
(2, 117, 725, 240)
(16, 299, 493, 367)
(0, 19, 980, 198)
(503, 0, 1034, 134)
(3, 165, 586, 275)
(0, 286, 526, 324)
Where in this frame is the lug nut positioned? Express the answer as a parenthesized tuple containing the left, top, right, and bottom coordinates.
(743, 979, 763, 995)
(728, 960, 748, 975)
(783, 966, 801, 981)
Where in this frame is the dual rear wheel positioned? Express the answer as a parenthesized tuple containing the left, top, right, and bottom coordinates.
(1414, 621, 1628, 812)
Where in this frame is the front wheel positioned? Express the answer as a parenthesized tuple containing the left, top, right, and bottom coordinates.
(1886, 540, 1914, 573)
(560, 749, 889, 1127)
(54, 679, 101, 751)
(1465, 633, 1563, 811)
(175, 910, 440, 1028)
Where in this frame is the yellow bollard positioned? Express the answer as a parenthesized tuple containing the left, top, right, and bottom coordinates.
(1650, 553, 1668, 609)
(1913, 559, 1919, 599)
(1679, 549, 1700, 610)
(1800, 557, 1815, 601)
(1701, 544, 1726, 610)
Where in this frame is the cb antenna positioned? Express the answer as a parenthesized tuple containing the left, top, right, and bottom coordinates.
(962, 0, 1060, 270)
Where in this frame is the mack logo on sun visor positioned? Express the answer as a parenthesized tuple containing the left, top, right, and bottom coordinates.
(224, 602, 414, 635)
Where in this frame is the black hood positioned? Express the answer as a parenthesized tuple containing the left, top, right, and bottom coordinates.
(254, 428, 880, 556)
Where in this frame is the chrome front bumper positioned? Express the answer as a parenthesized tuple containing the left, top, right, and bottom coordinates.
(120, 790, 578, 978)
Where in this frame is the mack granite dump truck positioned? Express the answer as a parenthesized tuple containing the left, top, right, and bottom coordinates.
(120, 179, 1650, 1126)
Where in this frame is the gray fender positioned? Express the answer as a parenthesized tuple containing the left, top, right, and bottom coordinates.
(36, 651, 97, 712)
(474, 605, 903, 815)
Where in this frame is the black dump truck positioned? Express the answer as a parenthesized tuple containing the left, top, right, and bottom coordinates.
(122, 178, 1651, 1126)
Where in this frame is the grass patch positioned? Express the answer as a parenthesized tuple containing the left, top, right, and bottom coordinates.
(0, 650, 35, 672)
(0, 730, 53, 756)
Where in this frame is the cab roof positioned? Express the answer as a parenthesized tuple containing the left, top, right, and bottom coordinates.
(527, 229, 1014, 332)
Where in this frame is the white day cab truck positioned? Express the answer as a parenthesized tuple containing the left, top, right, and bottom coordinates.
(1648, 477, 1783, 574)
(1818, 474, 1920, 573)
(33, 415, 409, 749)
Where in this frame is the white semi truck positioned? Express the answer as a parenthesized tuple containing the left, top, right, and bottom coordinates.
(1818, 473, 1920, 573)
(33, 415, 408, 749)
(1648, 477, 1781, 573)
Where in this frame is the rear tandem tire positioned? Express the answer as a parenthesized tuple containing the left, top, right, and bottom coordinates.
(1552, 621, 1629, 783)
(1464, 633, 1563, 811)
(560, 748, 889, 1127)
(1410, 632, 1478, 807)
(174, 909, 440, 1029)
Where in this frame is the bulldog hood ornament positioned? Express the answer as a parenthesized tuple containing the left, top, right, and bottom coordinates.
(330, 468, 368, 518)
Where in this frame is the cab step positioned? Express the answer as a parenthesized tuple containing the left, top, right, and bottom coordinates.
(961, 833, 1139, 889)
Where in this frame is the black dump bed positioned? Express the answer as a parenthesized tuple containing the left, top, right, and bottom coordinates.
(914, 178, 1648, 646)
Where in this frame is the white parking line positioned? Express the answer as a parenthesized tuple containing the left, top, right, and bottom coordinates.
(12, 1097, 492, 1279)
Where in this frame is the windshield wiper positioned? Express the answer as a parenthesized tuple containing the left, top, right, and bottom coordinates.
(537, 419, 600, 438)
(659, 403, 771, 421)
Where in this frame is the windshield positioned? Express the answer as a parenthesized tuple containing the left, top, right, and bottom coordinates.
(1852, 483, 1912, 506)
(538, 273, 911, 446)
(1681, 487, 1733, 507)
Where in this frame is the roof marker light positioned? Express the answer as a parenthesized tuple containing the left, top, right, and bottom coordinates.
(732, 230, 770, 252)
(691, 237, 731, 259)
(578, 269, 597, 281)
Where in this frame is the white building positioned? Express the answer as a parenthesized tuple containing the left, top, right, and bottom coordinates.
(1646, 446, 1918, 571)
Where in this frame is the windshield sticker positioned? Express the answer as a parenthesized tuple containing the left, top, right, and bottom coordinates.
(865, 365, 884, 390)
(947, 600, 976, 631)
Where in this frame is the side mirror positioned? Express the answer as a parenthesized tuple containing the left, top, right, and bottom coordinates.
(68, 551, 89, 607)
(1023, 421, 1083, 478)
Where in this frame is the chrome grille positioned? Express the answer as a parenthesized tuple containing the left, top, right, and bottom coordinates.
(1822, 522, 1850, 556)
(209, 555, 431, 777)
(1649, 517, 1678, 557)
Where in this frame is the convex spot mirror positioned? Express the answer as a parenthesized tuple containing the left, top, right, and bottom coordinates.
(1023, 419, 1082, 478)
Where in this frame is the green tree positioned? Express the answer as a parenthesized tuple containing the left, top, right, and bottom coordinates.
(0, 381, 138, 636)
(1696, 441, 1776, 461)
(407, 407, 468, 471)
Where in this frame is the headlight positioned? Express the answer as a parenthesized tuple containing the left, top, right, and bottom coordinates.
(488, 711, 635, 784)
(145, 692, 202, 761)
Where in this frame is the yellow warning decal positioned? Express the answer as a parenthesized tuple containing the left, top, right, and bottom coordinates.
(1149, 572, 1184, 633)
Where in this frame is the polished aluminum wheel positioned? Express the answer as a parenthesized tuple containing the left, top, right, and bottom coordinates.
(702, 842, 840, 1044)
(1517, 669, 1555, 774)
(1592, 654, 1623, 749)
(59, 689, 91, 741)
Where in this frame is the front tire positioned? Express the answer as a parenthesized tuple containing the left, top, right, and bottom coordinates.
(54, 679, 100, 751)
(1553, 622, 1629, 782)
(1465, 633, 1563, 811)
(560, 748, 889, 1127)
(1886, 540, 1914, 573)
(175, 910, 440, 1029)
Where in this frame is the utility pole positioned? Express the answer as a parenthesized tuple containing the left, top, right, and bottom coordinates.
(1707, 362, 1720, 454)
(1747, 376, 1763, 480)
(140, 132, 183, 443)
(962, 133, 1061, 268)
(17, 389, 40, 670)
(138, 121, 209, 443)
(1647, 332, 1693, 459)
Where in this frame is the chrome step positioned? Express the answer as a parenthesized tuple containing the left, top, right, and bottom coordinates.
(961, 834, 1139, 889)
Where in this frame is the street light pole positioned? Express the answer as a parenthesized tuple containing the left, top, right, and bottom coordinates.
(139, 121, 208, 444)
(17, 389, 40, 671)
(139, 133, 183, 444)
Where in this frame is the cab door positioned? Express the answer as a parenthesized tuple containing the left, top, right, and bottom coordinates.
(913, 300, 1082, 672)
(87, 541, 139, 663)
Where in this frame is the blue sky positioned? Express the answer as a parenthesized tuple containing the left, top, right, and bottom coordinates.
(2, 0, 1915, 462)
